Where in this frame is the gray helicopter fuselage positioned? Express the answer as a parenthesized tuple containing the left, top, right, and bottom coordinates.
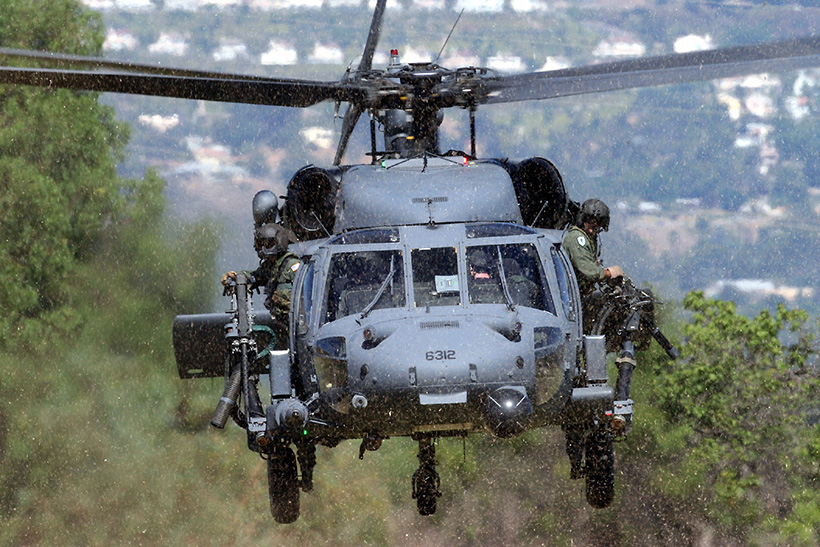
(334, 157, 522, 231)
(288, 158, 584, 439)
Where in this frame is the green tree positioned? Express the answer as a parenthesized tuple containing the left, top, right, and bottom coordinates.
(0, 170, 220, 544)
(651, 292, 820, 542)
(0, 0, 129, 343)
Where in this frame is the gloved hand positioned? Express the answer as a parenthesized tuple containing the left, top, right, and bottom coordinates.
(605, 265, 624, 279)
(221, 271, 237, 286)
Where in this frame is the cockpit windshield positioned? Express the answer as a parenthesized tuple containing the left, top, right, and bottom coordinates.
(411, 247, 460, 307)
(319, 239, 555, 324)
(466, 243, 555, 313)
(323, 250, 405, 323)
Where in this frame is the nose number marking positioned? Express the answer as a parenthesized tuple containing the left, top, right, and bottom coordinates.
(426, 350, 456, 361)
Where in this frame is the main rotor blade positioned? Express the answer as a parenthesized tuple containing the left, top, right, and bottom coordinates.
(334, 0, 387, 165)
(482, 36, 820, 104)
(0, 66, 370, 108)
(334, 103, 364, 165)
(0, 47, 280, 82)
(359, 0, 387, 72)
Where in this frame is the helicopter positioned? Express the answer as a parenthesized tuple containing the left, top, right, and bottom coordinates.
(2, 1, 820, 524)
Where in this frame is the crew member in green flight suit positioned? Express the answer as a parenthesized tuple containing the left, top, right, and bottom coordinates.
(222, 222, 300, 329)
(221, 190, 300, 342)
(562, 199, 632, 468)
(562, 198, 623, 333)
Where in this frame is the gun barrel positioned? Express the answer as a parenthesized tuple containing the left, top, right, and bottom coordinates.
(643, 318, 680, 360)
(212, 273, 258, 428)
(211, 365, 242, 428)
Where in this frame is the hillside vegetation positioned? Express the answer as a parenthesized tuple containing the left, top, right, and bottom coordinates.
(2, 2, 820, 545)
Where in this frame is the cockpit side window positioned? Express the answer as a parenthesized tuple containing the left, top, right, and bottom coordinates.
(466, 243, 555, 313)
(323, 249, 405, 323)
(411, 247, 460, 307)
(296, 261, 314, 335)
(551, 246, 576, 321)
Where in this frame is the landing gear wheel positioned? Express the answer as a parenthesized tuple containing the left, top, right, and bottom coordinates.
(267, 445, 300, 523)
(584, 427, 615, 508)
(412, 438, 441, 516)
(413, 466, 440, 516)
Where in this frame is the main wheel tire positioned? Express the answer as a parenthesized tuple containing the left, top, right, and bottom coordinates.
(414, 468, 438, 516)
(267, 445, 300, 523)
(585, 428, 615, 508)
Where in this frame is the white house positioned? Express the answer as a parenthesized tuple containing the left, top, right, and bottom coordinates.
(734, 124, 765, 149)
(793, 70, 818, 96)
(739, 73, 781, 90)
(277, 0, 324, 7)
(486, 54, 526, 74)
(401, 46, 433, 64)
(592, 38, 646, 58)
(368, 0, 402, 10)
(300, 127, 334, 150)
(673, 34, 714, 54)
(80, 0, 115, 9)
(148, 33, 189, 56)
(704, 279, 811, 302)
(164, 0, 200, 10)
(260, 41, 298, 65)
(103, 29, 138, 52)
(744, 92, 776, 118)
(717, 92, 742, 121)
(785, 95, 811, 120)
(138, 113, 180, 133)
(412, 0, 445, 9)
(308, 42, 345, 65)
(115, 0, 155, 11)
(453, 0, 503, 12)
(201, 0, 241, 7)
(441, 51, 481, 68)
(510, 0, 549, 12)
(537, 56, 571, 72)
(213, 40, 249, 62)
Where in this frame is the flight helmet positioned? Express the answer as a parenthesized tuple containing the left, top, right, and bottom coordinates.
(252, 190, 280, 226)
(579, 199, 610, 232)
(254, 223, 290, 259)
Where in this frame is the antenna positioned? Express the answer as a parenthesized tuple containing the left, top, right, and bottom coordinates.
(433, 9, 464, 65)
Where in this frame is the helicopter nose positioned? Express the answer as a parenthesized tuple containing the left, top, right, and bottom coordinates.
(484, 386, 533, 438)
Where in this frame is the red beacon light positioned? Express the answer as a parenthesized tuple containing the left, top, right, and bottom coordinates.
(389, 48, 400, 67)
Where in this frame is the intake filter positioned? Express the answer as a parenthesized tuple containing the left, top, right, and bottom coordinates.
(506, 157, 569, 229)
(283, 166, 339, 241)
(485, 386, 533, 438)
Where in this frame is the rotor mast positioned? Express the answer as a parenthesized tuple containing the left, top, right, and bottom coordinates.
(379, 65, 444, 159)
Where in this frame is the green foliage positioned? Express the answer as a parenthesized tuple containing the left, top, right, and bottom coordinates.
(73, 169, 219, 355)
(0, 0, 130, 346)
(774, 116, 820, 190)
(0, 0, 103, 54)
(0, 168, 221, 545)
(650, 292, 820, 538)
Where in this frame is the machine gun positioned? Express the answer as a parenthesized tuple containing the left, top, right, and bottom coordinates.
(589, 276, 678, 432)
(173, 272, 286, 433)
(211, 273, 270, 432)
(591, 276, 679, 361)
(173, 273, 312, 522)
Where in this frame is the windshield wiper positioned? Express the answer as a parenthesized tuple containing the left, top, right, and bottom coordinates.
(496, 246, 516, 312)
(360, 257, 396, 319)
